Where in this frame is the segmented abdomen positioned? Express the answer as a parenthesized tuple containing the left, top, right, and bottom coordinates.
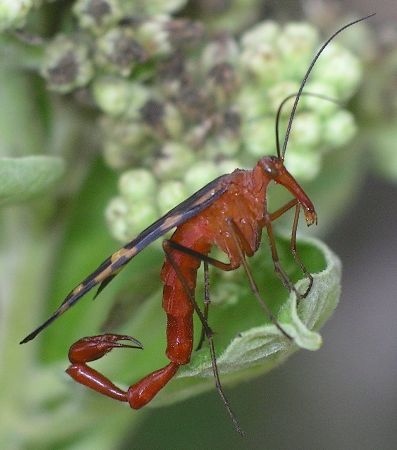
(160, 219, 211, 365)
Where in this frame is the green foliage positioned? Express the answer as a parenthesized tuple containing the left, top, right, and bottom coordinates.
(0, 156, 64, 205)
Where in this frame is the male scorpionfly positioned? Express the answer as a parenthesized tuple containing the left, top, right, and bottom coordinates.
(21, 14, 374, 435)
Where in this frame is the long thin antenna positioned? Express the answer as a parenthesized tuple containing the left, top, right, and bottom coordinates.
(275, 92, 341, 158)
(281, 13, 375, 160)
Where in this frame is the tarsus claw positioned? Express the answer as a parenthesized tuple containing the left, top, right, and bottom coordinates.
(69, 334, 143, 364)
(105, 334, 144, 350)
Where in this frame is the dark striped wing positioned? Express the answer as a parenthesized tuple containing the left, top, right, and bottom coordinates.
(21, 174, 231, 343)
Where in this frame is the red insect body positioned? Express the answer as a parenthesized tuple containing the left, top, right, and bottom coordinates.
(20, 15, 373, 434)
(64, 157, 315, 411)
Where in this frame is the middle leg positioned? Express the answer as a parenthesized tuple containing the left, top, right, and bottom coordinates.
(197, 261, 210, 351)
(162, 241, 244, 436)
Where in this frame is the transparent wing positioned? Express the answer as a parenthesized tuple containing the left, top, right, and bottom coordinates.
(21, 175, 230, 343)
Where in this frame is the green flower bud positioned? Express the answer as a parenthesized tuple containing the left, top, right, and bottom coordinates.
(267, 80, 300, 114)
(101, 116, 156, 168)
(103, 141, 134, 169)
(323, 110, 356, 148)
(154, 141, 195, 180)
(0, 0, 33, 32)
(162, 102, 184, 138)
(109, 218, 131, 241)
(203, 132, 240, 160)
(313, 43, 362, 99)
(203, 110, 241, 159)
(101, 116, 148, 148)
(92, 77, 150, 118)
(105, 196, 129, 241)
(239, 41, 282, 85)
(157, 180, 188, 215)
(118, 169, 157, 202)
(95, 26, 146, 76)
(237, 86, 271, 121)
(140, 100, 183, 139)
(41, 35, 94, 93)
(202, 36, 239, 70)
(278, 23, 318, 78)
(73, 0, 123, 33)
(289, 112, 321, 148)
(285, 151, 321, 181)
(92, 77, 129, 115)
(125, 202, 159, 237)
(183, 161, 220, 193)
(241, 117, 276, 158)
(103, 139, 155, 170)
(106, 195, 128, 220)
(207, 63, 239, 104)
(241, 20, 280, 49)
(303, 81, 338, 115)
(156, 53, 187, 97)
(136, 16, 173, 58)
(240, 21, 282, 84)
(185, 121, 212, 149)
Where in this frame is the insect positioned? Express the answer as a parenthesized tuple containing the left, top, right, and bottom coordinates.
(21, 15, 374, 435)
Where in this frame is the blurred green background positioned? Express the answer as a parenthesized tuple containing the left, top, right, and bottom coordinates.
(1, 0, 396, 449)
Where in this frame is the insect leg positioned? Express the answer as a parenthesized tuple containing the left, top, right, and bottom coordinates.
(162, 242, 244, 436)
(268, 198, 298, 222)
(290, 204, 313, 299)
(226, 219, 293, 341)
(164, 239, 235, 271)
(197, 261, 210, 351)
(265, 219, 303, 300)
(267, 199, 313, 298)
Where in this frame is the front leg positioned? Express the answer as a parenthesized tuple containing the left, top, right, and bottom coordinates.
(289, 204, 313, 299)
(265, 218, 302, 298)
(226, 218, 293, 341)
(268, 200, 314, 299)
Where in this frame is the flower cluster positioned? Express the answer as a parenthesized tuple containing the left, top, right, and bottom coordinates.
(99, 22, 361, 241)
(0, 0, 35, 32)
(17, 0, 362, 241)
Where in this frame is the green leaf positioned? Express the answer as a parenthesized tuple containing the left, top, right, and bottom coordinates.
(0, 155, 65, 205)
(91, 235, 340, 408)
(0, 68, 48, 157)
(149, 236, 341, 406)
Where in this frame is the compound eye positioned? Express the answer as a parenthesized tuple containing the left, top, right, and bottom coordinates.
(264, 165, 278, 177)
